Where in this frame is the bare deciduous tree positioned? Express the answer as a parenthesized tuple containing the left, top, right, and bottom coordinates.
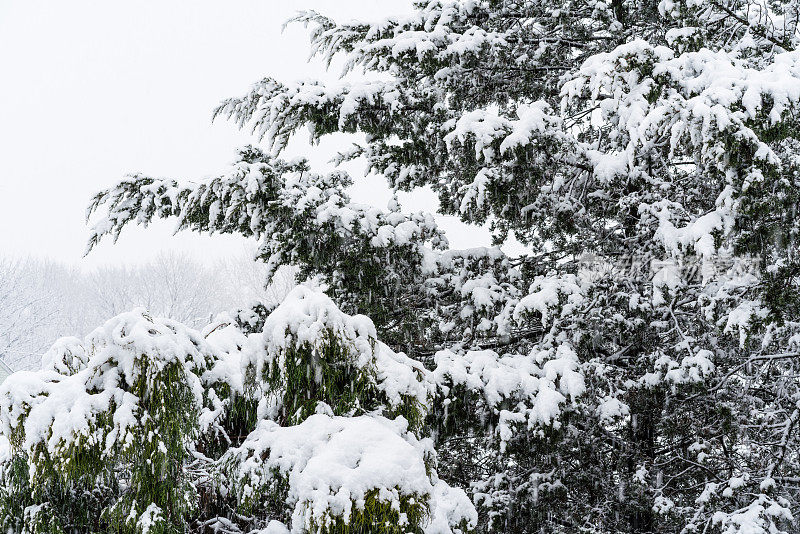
(0, 250, 296, 370)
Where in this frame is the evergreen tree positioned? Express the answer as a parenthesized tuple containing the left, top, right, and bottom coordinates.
(3, 0, 800, 533)
(0, 289, 475, 533)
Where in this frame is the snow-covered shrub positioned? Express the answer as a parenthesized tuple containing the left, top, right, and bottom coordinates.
(223, 411, 476, 533)
(225, 414, 433, 533)
(0, 309, 216, 533)
(0, 288, 476, 534)
(243, 286, 431, 432)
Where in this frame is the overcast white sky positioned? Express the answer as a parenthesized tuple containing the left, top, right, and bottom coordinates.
(0, 1, 497, 268)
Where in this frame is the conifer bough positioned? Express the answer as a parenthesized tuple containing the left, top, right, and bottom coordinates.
(3, 0, 800, 533)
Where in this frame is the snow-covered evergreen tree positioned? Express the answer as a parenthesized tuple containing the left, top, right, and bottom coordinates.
(0, 288, 475, 533)
(3, 0, 800, 532)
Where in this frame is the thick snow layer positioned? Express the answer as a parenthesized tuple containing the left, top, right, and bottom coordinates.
(563, 41, 800, 263)
(725, 300, 770, 348)
(137, 503, 164, 534)
(242, 285, 431, 408)
(596, 396, 630, 423)
(257, 285, 377, 358)
(226, 413, 474, 533)
(0, 435, 10, 463)
(40, 336, 87, 375)
(251, 521, 292, 534)
(0, 286, 476, 532)
(0, 309, 214, 462)
(513, 274, 585, 327)
(201, 312, 248, 391)
(444, 102, 560, 166)
(374, 340, 432, 408)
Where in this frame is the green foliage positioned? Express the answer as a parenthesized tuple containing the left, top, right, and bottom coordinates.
(254, 328, 427, 433)
(0, 311, 214, 533)
(22, 0, 800, 532)
(307, 489, 429, 534)
(105, 359, 199, 534)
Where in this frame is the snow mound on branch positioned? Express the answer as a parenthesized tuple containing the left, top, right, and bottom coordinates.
(243, 285, 431, 408)
(563, 41, 800, 262)
(513, 274, 585, 327)
(226, 413, 475, 533)
(258, 284, 377, 358)
(200, 311, 249, 393)
(374, 340, 432, 408)
(433, 344, 584, 446)
(40, 336, 88, 375)
(251, 521, 292, 534)
(0, 435, 9, 463)
(0, 309, 213, 461)
(426, 480, 478, 534)
(444, 102, 560, 165)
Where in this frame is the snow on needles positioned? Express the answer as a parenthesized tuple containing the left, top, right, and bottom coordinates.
(0, 309, 212, 466)
(242, 285, 432, 411)
(0, 285, 476, 533)
(225, 413, 474, 533)
(434, 343, 585, 448)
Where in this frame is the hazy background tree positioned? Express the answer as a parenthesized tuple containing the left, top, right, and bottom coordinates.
(0, 258, 79, 370)
(0, 250, 295, 370)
